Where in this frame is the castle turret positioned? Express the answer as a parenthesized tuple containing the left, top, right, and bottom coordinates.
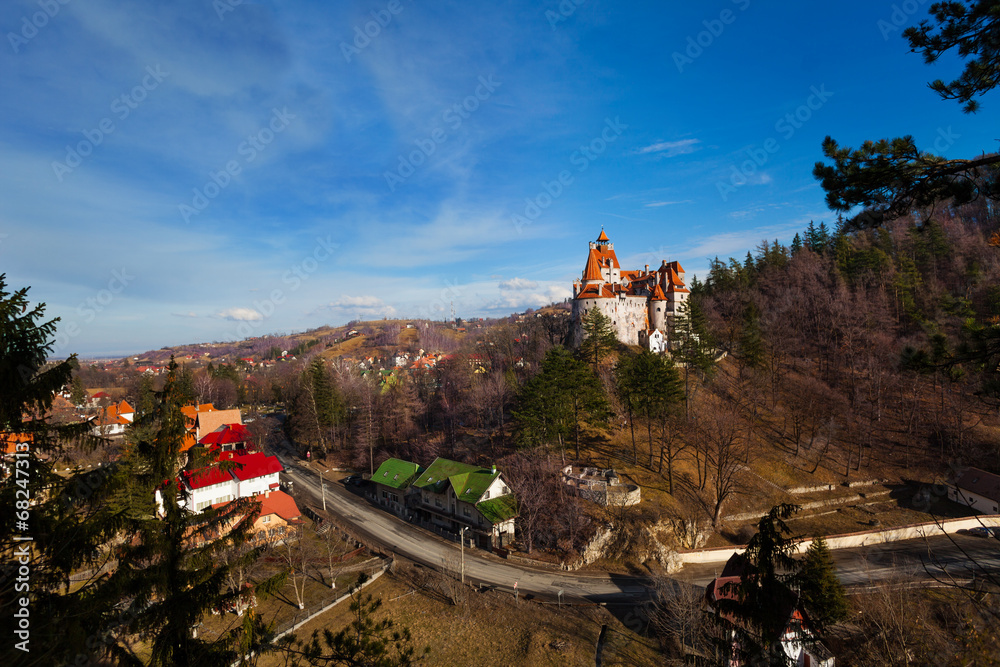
(649, 283, 667, 332)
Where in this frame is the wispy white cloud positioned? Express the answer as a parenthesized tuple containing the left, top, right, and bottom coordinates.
(173, 311, 198, 318)
(645, 200, 692, 208)
(635, 139, 701, 157)
(216, 307, 263, 321)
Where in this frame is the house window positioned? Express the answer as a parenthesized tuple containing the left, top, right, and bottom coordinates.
(463, 506, 471, 517)
(435, 498, 442, 508)
(262, 515, 271, 523)
(483, 490, 489, 500)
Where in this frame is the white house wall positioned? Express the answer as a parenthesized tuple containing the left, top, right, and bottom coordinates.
(950, 487, 1000, 514)
(237, 471, 279, 498)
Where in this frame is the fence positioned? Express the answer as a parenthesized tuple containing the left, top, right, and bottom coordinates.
(271, 558, 391, 641)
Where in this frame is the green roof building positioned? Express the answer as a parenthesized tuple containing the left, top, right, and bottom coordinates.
(371, 457, 423, 517)
(410, 457, 517, 550)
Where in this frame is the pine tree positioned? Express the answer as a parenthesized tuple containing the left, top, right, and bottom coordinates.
(615, 351, 683, 468)
(176, 363, 197, 406)
(578, 308, 618, 368)
(713, 504, 804, 666)
(70, 373, 87, 406)
(790, 233, 803, 255)
(137, 372, 158, 420)
(513, 346, 608, 458)
(0, 284, 277, 666)
(797, 536, 849, 632)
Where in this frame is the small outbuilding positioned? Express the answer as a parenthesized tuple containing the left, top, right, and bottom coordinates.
(949, 467, 1000, 514)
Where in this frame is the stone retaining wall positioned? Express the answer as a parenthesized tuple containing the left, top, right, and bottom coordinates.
(677, 515, 1000, 565)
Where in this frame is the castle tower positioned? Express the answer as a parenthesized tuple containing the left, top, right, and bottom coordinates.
(648, 283, 667, 332)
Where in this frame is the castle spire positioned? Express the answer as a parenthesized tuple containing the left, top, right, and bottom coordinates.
(596, 227, 610, 244)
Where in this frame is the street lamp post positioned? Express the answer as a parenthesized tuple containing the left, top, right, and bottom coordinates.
(460, 526, 468, 584)
(316, 464, 327, 511)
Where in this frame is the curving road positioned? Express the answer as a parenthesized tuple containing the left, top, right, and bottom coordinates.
(275, 447, 1000, 602)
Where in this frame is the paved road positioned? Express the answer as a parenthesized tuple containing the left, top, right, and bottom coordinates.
(276, 448, 1000, 600)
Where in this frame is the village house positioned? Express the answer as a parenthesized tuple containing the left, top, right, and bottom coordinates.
(371, 457, 423, 517)
(176, 450, 283, 513)
(949, 467, 1000, 514)
(410, 457, 517, 550)
(89, 400, 134, 437)
(250, 489, 302, 543)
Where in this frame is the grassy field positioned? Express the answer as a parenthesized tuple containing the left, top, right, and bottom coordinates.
(258, 562, 664, 667)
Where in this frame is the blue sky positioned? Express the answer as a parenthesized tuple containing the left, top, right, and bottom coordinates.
(2, 0, 998, 357)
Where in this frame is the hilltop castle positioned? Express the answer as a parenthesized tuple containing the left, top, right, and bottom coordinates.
(571, 229, 688, 353)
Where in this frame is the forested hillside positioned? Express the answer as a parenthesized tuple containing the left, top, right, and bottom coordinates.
(695, 198, 1000, 482)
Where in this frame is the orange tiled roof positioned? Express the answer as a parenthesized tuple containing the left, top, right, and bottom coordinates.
(594, 244, 620, 269)
(93, 400, 133, 427)
(582, 250, 603, 282)
(257, 490, 301, 521)
(597, 228, 610, 242)
(650, 284, 667, 301)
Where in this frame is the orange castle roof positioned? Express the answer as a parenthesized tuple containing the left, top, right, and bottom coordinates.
(597, 228, 610, 242)
(582, 250, 603, 282)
